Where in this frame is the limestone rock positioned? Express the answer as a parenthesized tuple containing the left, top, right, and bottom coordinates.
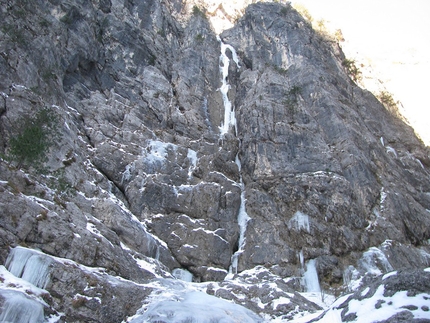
(0, 0, 430, 321)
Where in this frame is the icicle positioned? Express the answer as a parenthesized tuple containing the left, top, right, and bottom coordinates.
(299, 250, 305, 269)
(288, 211, 310, 233)
(5, 247, 34, 278)
(155, 245, 160, 261)
(21, 254, 53, 289)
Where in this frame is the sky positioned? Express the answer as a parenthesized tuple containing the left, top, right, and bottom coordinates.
(292, 0, 430, 145)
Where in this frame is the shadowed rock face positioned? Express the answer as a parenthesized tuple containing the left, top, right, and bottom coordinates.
(0, 0, 429, 321)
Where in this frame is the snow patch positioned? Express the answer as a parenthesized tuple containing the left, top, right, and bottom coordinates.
(361, 287, 370, 297)
(272, 296, 291, 309)
(134, 256, 162, 277)
(143, 140, 173, 164)
(73, 293, 101, 304)
(344, 285, 430, 323)
(382, 271, 397, 280)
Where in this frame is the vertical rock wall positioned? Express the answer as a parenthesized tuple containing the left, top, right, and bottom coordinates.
(0, 0, 429, 321)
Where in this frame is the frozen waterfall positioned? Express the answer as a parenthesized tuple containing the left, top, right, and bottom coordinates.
(217, 38, 250, 276)
(0, 290, 44, 323)
(303, 259, 321, 293)
(229, 154, 251, 275)
(5, 247, 53, 289)
(218, 37, 240, 137)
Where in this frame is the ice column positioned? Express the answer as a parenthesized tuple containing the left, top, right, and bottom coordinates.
(303, 259, 321, 293)
(218, 37, 240, 137)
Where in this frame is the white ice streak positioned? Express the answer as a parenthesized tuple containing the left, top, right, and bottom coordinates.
(218, 37, 240, 137)
(0, 264, 50, 323)
(359, 247, 393, 276)
(288, 211, 310, 233)
(228, 155, 250, 276)
(299, 250, 305, 268)
(121, 163, 135, 184)
(0, 266, 47, 297)
(380, 187, 387, 210)
(386, 146, 397, 158)
(143, 140, 172, 164)
(187, 148, 198, 178)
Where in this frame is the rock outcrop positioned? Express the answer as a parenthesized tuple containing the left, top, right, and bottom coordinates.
(0, 0, 429, 322)
(220, 2, 430, 279)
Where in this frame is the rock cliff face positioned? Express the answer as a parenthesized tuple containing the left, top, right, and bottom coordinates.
(0, 0, 430, 322)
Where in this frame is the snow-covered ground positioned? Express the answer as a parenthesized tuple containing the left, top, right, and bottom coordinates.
(2, 245, 430, 322)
